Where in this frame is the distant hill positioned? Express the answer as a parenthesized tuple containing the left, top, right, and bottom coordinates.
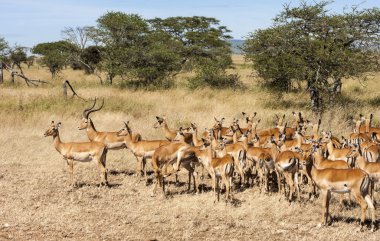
(229, 39, 245, 54)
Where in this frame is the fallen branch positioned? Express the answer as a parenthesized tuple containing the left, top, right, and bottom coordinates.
(63, 80, 87, 101)
(4, 63, 48, 86)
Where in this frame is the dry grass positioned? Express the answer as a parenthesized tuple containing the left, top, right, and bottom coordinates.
(1, 55, 380, 240)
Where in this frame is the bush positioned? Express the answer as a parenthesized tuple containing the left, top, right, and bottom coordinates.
(118, 77, 174, 90)
(187, 64, 242, 89)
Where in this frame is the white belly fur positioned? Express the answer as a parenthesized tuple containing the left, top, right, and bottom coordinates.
(72, 152, 93, 162)
(329, 182, 351, 193)
(106, 142, 125, 150)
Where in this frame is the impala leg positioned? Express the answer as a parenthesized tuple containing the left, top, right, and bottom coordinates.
(212, 174, 217, 203)
(135, 155, 142, 177)
(364, 194, 376, 232)
(216, 177, 220, 202)
(151, 171, 160, 197)
(352, 191, 368, 231)
(142, 157, 148, 185)
(319, 190, 330, 227)
(66, 158, 74, 187)
(97, 155, 108, 186)
(187, 170, 192, 191)
(223, 174, 230, 201)
(285, 172, 294, 202)
(275, 170, 282, 195)
(193, 171, 199, 193)
(294, 172, 300, 201)
(162, 175, 167, 197)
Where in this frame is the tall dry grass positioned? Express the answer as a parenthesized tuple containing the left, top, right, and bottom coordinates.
(0, 55, 380, 240)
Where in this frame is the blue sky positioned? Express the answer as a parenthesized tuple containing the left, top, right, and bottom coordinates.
(1, 0, 379, 47)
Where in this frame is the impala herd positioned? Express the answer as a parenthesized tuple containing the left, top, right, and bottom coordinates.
(44, 99, 380, 232)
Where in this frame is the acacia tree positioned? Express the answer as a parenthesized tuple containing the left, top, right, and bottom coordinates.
(87, 12, 183, 87)
(243, 1, 380, 113)
(149, 16, 233, 69)
(149, 16, 236, 88)
(0, 36, 8, 83)
(32, 41, 77, 78)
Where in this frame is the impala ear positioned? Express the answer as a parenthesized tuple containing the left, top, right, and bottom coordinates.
(156, 116, 160, 120)
(51, 121, 55, 125)
(257, 119, 261, 123)
(221, 117, 225, 123)
(56, 122, 61, 129)
(242, 112, 246, 116)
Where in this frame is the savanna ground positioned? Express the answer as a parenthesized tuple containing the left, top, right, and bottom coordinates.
(1, 55, 380, 240)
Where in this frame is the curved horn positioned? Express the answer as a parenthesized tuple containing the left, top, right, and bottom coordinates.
(86, 99, 104, 118)
(83, 98, 97, 118)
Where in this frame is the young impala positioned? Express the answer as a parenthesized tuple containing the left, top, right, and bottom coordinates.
(117, 121, 170, 183)
(44, 121, 108, 186)
(154, 116, 193, 144)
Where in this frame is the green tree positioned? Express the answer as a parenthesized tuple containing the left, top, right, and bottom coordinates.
(0, 36, 9, 83)
(150, 16, 235, 88)
(149, 16, 232, 68)
(88, 12, 183, 87)
(243, 1, 380, 113)
(32, 41, 77, 78)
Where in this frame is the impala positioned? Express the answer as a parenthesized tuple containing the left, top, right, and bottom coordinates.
(304, 119, 321, 142)
(274, 149, 301, 201)
(349, 147, 380, 200)
(44, 121, 108, 186)
(151, 128, 196, 197)
(188, 123, 204, 147)
(311, 142, 350, 169)
(239, 130, 272, 187)
(197, 139, 235, 202)
(201, 117, 235, 143)
(78, 98, 142, 148)
(363, 143, 380, 163)
(323, 131, 351, 161)
(222, 126, 247, 186)
(117, 121, 170, 183)
(304, 157, 376, 231)
(154, 116, 193, 144)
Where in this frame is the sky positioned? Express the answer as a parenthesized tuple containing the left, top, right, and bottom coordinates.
(1, 0, 379, 47)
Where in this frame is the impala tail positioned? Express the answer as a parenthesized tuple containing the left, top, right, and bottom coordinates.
(279, 157, 298, 171)
(238, 149, 246, 168)
(225, 163, 234, 177)
(360, 174, 371, 196)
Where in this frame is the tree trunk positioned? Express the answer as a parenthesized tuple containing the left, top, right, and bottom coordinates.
(10, 72, 15, 84)
(309, 85, 322, 114)
(63, 81, 68, 100)
(0, 62, 3, 84)
(10, 63, 15, 84)
(332, 76, 342, 95)
(108, 73, 114, 85)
